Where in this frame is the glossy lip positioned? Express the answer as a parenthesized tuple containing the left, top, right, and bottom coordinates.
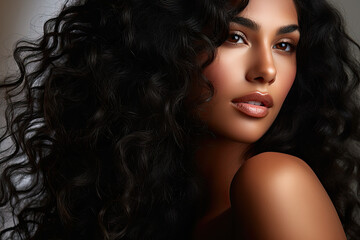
(231, 92, 274, 118)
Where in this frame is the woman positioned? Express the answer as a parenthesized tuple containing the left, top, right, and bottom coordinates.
(0, 0, 359, 239)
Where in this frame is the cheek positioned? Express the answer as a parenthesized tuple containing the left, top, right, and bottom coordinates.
(203, 62, 224, 91)
(275, 57, 297, 104)
(203, 49, 241, 90)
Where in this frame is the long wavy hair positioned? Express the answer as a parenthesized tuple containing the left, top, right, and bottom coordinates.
(0, 0, 359, 239)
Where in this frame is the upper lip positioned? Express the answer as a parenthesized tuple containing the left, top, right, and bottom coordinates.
(231, 92, 274, 108)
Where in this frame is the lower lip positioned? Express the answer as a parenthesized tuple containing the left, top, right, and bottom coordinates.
(231, 102, 269, 118)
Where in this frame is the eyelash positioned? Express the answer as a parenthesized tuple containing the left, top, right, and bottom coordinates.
(273, 42, 296, 52)
(226, 31, 297, 53)
(227, 31, 247, 44)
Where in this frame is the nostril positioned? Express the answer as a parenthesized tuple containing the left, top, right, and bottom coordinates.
(254, 77, 264, 81)
(250, 76, 275, 85)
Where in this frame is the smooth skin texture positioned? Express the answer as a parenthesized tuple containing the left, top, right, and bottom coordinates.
(193, 0, 347, 239)
(198, 0, 298, 143)
(231, 152, 347, 240)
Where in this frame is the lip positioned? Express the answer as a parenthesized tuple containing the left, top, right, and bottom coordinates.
(231, 92, 274, 118)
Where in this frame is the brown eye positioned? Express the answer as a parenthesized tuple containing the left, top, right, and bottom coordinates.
(226, 31, 246, 44)
(273, 42, 295, 52)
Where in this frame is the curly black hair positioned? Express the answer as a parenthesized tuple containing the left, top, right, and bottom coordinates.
(0, 0, 359, 239)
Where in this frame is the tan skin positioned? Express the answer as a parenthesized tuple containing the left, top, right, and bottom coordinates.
(193, 0, 347, 239)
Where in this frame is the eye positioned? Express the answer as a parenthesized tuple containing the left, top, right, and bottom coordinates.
(273, 42, 296, 52)
(226, 31, 247, 44)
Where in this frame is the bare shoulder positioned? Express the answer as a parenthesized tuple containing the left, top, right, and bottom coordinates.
(230, 152, 346, 240)
(234, 152, 314, 179)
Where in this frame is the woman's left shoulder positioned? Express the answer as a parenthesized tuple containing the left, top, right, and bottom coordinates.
(230, 152, 325, 208)
(235, 152, 314, 178)
(230, 152, 346, 240)
(231, 152, 321, 194)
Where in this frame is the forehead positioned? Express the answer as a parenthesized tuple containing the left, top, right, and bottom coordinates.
(238, 0, 298, 25)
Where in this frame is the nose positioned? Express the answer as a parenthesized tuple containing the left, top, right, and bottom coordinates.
(245, 45, 276, 84)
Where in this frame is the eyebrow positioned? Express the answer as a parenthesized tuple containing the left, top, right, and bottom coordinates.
(231, 16, 300, 35)
(277, 24, 300, 35)
(231, 17, 260, 31)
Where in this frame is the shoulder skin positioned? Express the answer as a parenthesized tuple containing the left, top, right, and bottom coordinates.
(230, 152, 346, 240)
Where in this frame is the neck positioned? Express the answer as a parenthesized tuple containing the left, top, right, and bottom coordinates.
(195, 136, 249, 221)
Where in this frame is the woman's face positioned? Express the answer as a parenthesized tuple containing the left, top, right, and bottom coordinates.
(198, 0, 299, 143)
